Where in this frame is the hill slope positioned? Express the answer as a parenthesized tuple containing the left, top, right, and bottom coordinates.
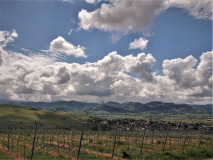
(0, 104, 88, 128)
(0, 100, 212, 121)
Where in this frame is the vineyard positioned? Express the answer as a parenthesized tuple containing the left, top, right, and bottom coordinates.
(0, 121, 212, 160)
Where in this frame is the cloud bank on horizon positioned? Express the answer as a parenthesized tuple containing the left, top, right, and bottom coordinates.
(0, 0, 212, 104)
(0, 29, 212, 104)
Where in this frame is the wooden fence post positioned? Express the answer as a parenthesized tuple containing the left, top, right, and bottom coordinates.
(126, 129, 128, 142)
(118, 129, 121, 143)
(112, 123, 118, 159)
(182, 127, 189, 152)
(31, 121, 37, 160)
(11, 132, 13, 152)
(17, 140, 18, 156)
(77, 123, 84, 160)
(24, 145, 26, 160)
(97, 123, 100, 143)
(18, 129, 20, 142)
(58, 139, 59, 157)
(7, 119, 11, 151)
(42, 123, 45, 149)
(198, 127, 205, 150)
(162, 125, 169, 153)
(68, 136, 71, 159)
(72, 121, 75, 141)
(152, 126, 154, 151)
(140, 128, 146, 154)
(63, 128, 65, 146)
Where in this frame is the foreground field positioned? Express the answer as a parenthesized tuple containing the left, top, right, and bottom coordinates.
(0, 104, 212, 159)
(0, 122, 212, 160)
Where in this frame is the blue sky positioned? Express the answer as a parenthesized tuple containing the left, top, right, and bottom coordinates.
(0, 0, 212, 104)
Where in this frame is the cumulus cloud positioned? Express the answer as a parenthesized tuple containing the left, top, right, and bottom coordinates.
(0, 29, 18, 47)
(85, 0, 102, 4)
(50, 36, 87, 58)
(0, 30, 212, 104)
(78, 0, 212, 41)
(163, 55, 198, 88)
(1, 44, 212, 104)
(0, 47, 8, 66)
(95, 51, 156, 81)
(0, 29, 17, 65)
(57, 66, 71, 84)
(78, 0, 164, 33)
(129, 37, 149, 50)
(163, 51, 212, 98)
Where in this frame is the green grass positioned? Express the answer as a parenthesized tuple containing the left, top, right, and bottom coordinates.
(129, 149, 213, 160)
(0, 104, 88, 128)
(27, 150, 65, 160)
(0, 129, 212, 160)
(0, 152, 13, 159)
(0, 104, 212, 159)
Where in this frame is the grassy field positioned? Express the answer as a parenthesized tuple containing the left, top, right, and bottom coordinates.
(0, 152, 14, 159)
(0, 104, 88, 128)
(0, 127, 212, 160)
(0, 104, 212, 159)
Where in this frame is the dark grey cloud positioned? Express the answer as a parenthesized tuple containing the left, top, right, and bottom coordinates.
(57, 66, 71, 84)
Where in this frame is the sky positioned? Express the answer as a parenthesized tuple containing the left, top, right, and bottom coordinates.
(0, 0, 212, 105)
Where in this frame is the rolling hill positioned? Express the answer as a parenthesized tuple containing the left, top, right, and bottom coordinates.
(0, 99, 212, 121)
(0, 104, 88, 129)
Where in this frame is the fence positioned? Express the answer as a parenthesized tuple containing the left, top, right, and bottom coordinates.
(0, 121, 212, 159)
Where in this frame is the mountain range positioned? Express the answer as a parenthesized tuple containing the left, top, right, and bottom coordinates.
(0, 99, 212, 120)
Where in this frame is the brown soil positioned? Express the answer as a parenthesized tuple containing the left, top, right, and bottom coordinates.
(0, 144, 26, 160)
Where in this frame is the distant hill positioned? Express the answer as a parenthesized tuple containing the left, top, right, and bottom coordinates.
(0, 103, 88, 129)
(0, 99, 98, 110)
(0, 99, 212, 121)
(192, 104, 212, 110)
(0, 103, 38, 110)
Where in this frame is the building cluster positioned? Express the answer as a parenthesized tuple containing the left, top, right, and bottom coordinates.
(98, 118, 213, 131)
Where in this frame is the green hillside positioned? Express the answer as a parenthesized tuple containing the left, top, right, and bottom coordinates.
(0, 100, 212, 123)
(0, 104, 88, 128)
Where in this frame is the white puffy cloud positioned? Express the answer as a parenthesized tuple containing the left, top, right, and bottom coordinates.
(50, 36, 87, 58)
(78, 0, 164, 33)
(78, 0, 212, 41)
(1, 46, 212, 104)
(95, 51, 156, 81)
(0, 29, 17, 65)
(85, 0, 96, 4)
(0, 29, 18, 47)
(129, 37, 149, 50)
(0, 47, 8, 66)
(163, 55, 198, 88)
(85, 0, 102, 4)
(0, 30, 212, 104)
(163, 51, 212, 98)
